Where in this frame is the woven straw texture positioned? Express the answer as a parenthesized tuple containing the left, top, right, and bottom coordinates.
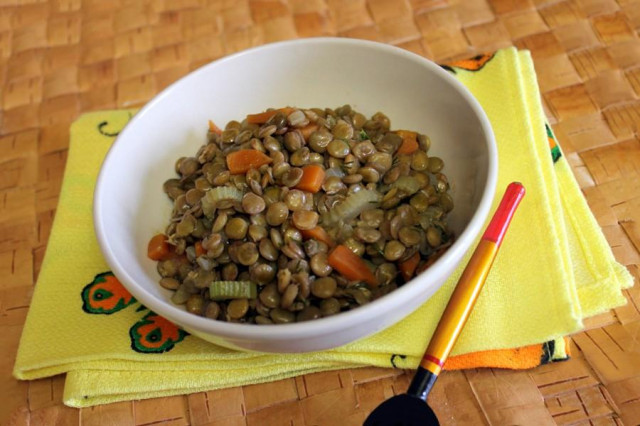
(1, 0, 639, 425)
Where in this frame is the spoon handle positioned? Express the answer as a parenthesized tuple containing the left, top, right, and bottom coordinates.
(408, 182, 525, 400)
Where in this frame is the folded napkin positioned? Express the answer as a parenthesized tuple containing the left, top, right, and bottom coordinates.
(14, 48, 633, 407)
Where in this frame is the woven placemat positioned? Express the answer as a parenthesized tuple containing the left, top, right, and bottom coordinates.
(1, 0, 639, 425)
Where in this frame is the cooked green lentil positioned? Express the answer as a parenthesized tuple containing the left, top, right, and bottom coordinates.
(150, 105, 454, 323)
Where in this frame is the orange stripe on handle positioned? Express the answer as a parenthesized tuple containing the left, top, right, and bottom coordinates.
(419, 182, 525, 376)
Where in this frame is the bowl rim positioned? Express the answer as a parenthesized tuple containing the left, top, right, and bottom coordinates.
(94, 36, 498, 342)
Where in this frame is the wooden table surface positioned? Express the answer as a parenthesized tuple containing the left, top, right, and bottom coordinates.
(1, 0, 639, 425)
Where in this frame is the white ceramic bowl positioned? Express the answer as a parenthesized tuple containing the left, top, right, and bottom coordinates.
(94, 38, 497, 353)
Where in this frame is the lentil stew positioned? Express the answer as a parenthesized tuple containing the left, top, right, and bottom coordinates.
(148, 105, 454, 324)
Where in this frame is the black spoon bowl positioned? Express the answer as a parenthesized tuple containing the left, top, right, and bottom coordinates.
(366, 394, 439, 426)
(364, 182, 526, 426)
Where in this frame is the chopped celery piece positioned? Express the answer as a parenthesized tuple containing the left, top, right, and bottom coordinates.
(323, 189, 381, 225)
(209, 281, 257, 301)
(201, 186, 243, 217)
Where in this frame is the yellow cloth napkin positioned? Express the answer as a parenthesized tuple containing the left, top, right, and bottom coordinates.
(14, 48, 633, 407)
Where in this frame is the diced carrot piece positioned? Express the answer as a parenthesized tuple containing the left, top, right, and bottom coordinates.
(208, 120, 223, 135)
(194, 241, 206, 257)
(295, 164, 325, 193)
(300, 226, 335, 247)
(299, 123, 318, 141)
(399, 251, 420, 282)
(226, 149, 273, 175)
(246, 111, 277, 124)
(328, 245, 378, 287)
(396, 130, 419, 155)
(147, 234, 172, 261)
(246, 107, 295, 124)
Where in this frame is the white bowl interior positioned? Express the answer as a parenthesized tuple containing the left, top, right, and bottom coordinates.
(95, 38, 496, 352)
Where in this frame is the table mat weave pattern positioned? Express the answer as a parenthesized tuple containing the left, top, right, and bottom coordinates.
(1, 0, 639, 425)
